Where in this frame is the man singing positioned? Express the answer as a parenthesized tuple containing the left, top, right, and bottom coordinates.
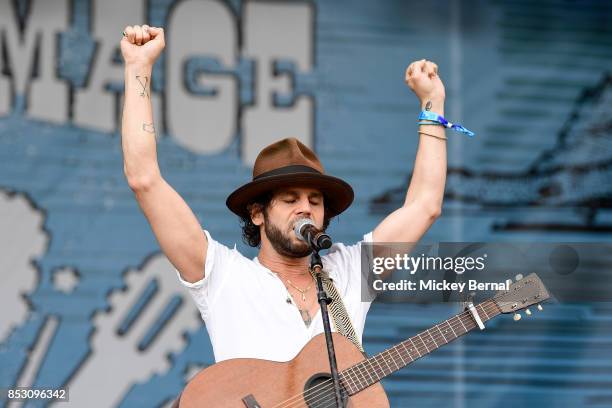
(120, 25, 447, 364)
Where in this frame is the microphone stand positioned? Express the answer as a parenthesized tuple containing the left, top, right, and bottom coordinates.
(310, 249, 344, 408)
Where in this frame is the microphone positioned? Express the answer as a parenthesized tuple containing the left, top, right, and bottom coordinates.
(293, 218, 332, 251)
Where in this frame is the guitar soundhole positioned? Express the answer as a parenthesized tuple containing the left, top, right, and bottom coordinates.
(303, 373, 348, 408)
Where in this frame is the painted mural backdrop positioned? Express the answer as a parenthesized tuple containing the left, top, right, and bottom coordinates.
(1, 0, 611, 406)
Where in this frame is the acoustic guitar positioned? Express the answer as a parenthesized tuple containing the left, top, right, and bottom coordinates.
(178, 273, 550, 407)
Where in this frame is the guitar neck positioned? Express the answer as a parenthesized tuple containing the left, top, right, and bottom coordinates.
(339, 299, 501, 395)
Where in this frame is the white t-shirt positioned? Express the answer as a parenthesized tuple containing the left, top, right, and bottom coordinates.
(176, 230, 374, 363)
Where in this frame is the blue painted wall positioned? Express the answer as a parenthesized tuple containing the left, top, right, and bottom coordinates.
(1, 0, 611, 406)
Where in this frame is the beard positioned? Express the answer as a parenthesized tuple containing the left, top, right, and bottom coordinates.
(263, 212, 313, 258)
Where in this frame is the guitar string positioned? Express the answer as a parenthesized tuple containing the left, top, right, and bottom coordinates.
(345, 300, 495, 381)
(271, 301, 498, 408)
(273, 302, 496, 408)
(293, 302, 498, 408)
(311, 304, 499, 408)
(273, 303, 492, 408)
(294, 302, 498, 408)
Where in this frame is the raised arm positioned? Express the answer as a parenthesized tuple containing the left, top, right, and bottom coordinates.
(121, 24, 206, 283)
(373, 59, 447, 243)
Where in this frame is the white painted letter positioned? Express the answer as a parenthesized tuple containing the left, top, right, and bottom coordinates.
(0, 0, 69, 122)
(242, 1, 313, 165)
(167, 0, 237, 153)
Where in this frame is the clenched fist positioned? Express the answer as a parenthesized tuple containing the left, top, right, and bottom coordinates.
(405, 59, 445, 108)
(121, 24, 165, 67)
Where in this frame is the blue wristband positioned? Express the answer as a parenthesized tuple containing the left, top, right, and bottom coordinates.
(418, 111, 475, 137)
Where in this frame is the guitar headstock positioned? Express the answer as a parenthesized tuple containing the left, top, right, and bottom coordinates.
(493, 273, 550, 319)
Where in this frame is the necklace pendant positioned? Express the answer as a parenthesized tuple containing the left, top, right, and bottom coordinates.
(301, 293, 306, 302)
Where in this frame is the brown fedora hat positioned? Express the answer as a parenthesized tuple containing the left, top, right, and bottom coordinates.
(226, 138, 354, 218)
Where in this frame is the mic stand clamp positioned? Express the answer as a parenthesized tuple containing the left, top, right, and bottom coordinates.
(310, 250, 345, 408)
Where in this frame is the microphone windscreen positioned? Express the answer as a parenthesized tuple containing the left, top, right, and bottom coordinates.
(293, 218, 315, 241)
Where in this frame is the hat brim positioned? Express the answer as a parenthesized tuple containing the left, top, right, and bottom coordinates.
(226, 172, 354, 219)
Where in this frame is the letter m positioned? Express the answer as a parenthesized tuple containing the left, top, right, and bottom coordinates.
(0, 0, 68, 122)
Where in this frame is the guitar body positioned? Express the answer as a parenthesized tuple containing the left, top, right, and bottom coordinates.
(179, 333, 389, 407)
(177, 274, 551, 406)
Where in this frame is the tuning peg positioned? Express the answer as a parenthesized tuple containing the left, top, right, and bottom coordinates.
(513, 313, 521, 321)
(525, 308, 532, 316)
(515, 274, 523, 281)
(537, 304, 543, 311)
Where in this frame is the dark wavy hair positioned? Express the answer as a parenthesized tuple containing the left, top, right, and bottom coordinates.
(240, 192, 332, 247)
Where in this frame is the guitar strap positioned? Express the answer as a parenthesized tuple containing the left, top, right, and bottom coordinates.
(310, 269, 365, 353)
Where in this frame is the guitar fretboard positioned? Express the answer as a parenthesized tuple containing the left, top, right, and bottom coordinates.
(339, 299, 501, 395)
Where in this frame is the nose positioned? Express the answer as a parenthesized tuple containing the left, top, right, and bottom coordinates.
(295, 196, 313, 217)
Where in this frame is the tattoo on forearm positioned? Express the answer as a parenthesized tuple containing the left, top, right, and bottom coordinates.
(425, 101, 432, 111)
(142, 122, 156, 134)
(136, 75, 150, 98)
